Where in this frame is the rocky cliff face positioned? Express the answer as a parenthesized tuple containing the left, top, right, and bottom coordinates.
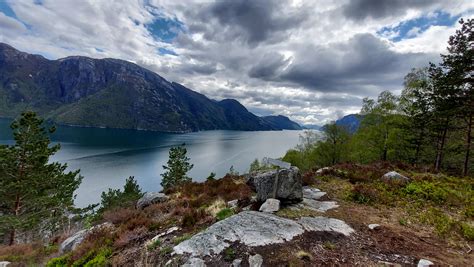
(0, 43, 300, 132)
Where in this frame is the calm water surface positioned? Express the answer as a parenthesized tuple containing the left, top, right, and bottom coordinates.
(0, 118, 302, 207)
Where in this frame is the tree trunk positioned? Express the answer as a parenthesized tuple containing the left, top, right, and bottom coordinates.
(435, 125, 448, 172)
(463, 114, 472, 176)
(9, 194, 21, 245)
(382, 131, 388, 161)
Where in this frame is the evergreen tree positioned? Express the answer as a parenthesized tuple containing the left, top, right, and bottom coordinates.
(99, 176, 143, 212)
(0, 112, 82, 245)
(249, 159, 261, 172)
(160, 144, 193, 190)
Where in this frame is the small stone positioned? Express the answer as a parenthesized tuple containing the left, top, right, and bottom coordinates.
(137, 192, 169, 209)
(0, 261, 11, 267)
(227, 199, 239, 209)
(248, 254, 263, 267)
(232, 258, 242, 267)
(259, 198, 280, 213)
(182, 257, 206, 267)
(315, 167, 331, 175)
(303, 186, 327, 200)
(368, 224, 380, 230)
(165, 259, 172, 266)
(377, 261, 401, 267)
(417, 259, 434, 267)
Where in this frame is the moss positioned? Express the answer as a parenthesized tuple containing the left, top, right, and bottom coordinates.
(46, 254, 69, 267)
(460, 223, 474, 241)
(216, 208, 234, 221)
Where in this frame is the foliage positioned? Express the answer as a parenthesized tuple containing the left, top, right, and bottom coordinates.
(216, 208, 234, 221)
(206, 172, 216, 181)
(99, 176, 143, 212)
(0, 111, 82, 245)
(161, 144, 194, 190)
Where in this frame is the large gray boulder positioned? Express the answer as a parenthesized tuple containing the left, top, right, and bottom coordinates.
(60, 223, 114, 253)
(137, 192, 169, 209)
(174, 211, 305, 256)
(247, 166, 302, 203)
(173, 211, 354, 257)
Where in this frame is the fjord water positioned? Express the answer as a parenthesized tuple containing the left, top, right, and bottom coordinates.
(0, 118, 301, 207)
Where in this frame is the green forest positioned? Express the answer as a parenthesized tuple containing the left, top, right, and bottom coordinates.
(284, 19, 473, 177)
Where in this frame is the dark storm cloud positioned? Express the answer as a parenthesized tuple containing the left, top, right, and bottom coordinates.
(279, 33, 438, 94)
(192, 0, 308, 45)
(343, 0, 440, 21)
(248, 52, 289, 79)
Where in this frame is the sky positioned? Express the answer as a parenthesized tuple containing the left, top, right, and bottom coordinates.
(0, 0, 473, 125)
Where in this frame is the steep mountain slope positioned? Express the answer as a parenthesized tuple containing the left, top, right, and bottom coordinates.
(0, 43, 298, 132)
(262, 115, 302, 130)
(335, 114, 362, 133)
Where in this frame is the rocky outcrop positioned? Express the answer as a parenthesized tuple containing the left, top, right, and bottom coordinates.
(174, 211, 305, 256)
(136, 192, 169, 209)
(259, 198, 280, 213)
(246, 167, 302, 203)
(0, 261, 11, 267)
(173, 211, 354, 257)
(60, 229, 88, 253)
(417, 259, 434, 267)
(60, 223, 114, 253)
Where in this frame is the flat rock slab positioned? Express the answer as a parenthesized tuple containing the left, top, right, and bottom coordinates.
(259, 198, 280, 213)
(303, 187, 327, 200)
(174, 211, 304, 256)
(174, 211, 354, 257)
(290, 198, 339, 212)
(299, 217, 354, 236)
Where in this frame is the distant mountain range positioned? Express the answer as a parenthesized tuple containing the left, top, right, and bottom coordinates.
(302, 114, 362, 133)
(0, 43, 301, 132)
(335, 114, 362, 133)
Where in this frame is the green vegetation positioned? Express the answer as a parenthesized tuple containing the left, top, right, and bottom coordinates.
(283, 19, 473, 176)
(216, 208, 235, 221)
(161, 144, 194, 190)
(99, 176, 143, 213)
(0, 112, 82, 245)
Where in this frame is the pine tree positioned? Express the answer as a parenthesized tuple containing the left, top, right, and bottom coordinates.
(99, 176, 143, 212)
(160, 144, 193, 190)
(0, 112, 82, 245)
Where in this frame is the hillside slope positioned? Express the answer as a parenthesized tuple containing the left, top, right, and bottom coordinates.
(0, 43, 299, 132)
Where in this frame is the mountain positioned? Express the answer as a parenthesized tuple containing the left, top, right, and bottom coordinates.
(0, 43, 299, 132)
(262, 115, 302, 130)
(335, 114, 362, 133)
(302, 124, 322, 130)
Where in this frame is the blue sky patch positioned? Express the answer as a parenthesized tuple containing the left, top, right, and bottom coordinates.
(145, 16, 184, 43)
(377, 11, 460, 42)
(158, 47, 177, 56)
(0, 1, 17, 19)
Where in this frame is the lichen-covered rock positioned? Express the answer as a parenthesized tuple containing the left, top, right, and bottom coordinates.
(290, 198, 339, 212)
(60, 229, 88, 253)
(137, 192, 169, 209)
(0, 261, 11, 267)
(182, 257, 206, 267)
(368, 224, 381, 230)
(247, 167, 302, 203)
(174, 211, 305, 256)
(60, 222, 114, 253)
(303, 186, 327, 200)
(259, 198, 280, 213)
(248, 254, 263, 267)
(298, 217, 355, 236)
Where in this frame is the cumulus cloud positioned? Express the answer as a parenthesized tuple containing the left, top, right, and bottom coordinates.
(1, 0, 473, 125)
